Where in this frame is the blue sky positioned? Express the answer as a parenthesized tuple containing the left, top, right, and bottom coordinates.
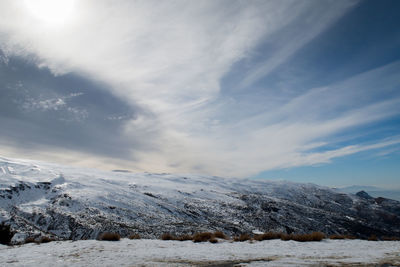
(0, 0, 399, 188)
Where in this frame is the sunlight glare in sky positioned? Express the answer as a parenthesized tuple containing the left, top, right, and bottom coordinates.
(24, 0, 75, 25)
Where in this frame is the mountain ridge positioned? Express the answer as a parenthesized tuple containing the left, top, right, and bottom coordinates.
(337, 185, 400, 201)
(0, 156, 399, 243)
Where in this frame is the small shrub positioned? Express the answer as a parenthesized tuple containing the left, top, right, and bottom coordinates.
(193, 232, 214, 242)
(24, 237, 36, 244)
(280, 233, 292, 241)
(291, 232, 325, 242)
(98, 232, 120, 241)
(0, 222, 14, 245)
(329, 234, 345, 240)
(209, 238, 218, 243)
(161, 233, 193, 241)
(253, 234, 262, 241)
(254, 232, 281, 241)
(309, 232, 325, 241)
(214, 231, 227, 239)
(37, 236, 55, 244)
(128, 233, 141, 240)
(233, 233, 251, 242)
(382, 236, 400, 241)
(368, 234, 378, 241)
(279, 232, 325, 242)
(161, 233, 175, 240)
(177, 234, 193, 241)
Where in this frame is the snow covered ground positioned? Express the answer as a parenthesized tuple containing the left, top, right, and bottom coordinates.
(1, 155, 400, 241)
(1, 239, 400, 266)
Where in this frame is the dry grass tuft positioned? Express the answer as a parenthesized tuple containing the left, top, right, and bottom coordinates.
(329, 234, 345, 240)
(382, 236, 400, 241)
(177, 234, 193, 241)
(233, 233, 252, 242)
(36, 236, 55, 244)
(280, 232, 325, 242)
(209, 238, 218, 243)
(161, 233, 175, 240)
(213, 231, 227, 239)
(254, 232, 282, 241)
(128, 233, 141, 239)
(160, 232, 223, 243)
(193, 232, 214, 243)
(291, 232, 325, 242)
(368, 234, 378, 241)
(24, 236, 36, 244)
(98, 232, 121, 241)
(280, 233, 292, 241)
(159, 231, 330, 243)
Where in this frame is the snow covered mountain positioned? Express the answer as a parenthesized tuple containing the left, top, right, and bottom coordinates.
(0, 156, 399, 242)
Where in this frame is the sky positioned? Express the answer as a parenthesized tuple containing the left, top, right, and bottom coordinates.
(0, 0, 399, 188)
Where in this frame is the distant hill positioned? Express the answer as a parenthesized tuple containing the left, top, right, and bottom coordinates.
(337, 185, 400, 201)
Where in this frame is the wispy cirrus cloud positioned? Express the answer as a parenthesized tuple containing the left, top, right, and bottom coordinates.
(0, 0, 399, 178)
(137, 61, 400, 176)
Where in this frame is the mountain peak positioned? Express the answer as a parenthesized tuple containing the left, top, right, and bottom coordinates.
(356, 190, 373, 200)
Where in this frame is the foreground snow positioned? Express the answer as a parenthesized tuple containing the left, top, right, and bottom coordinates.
(1, 239, 400, 266)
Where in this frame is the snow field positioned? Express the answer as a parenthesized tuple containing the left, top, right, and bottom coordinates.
(1, 239, 400, 266)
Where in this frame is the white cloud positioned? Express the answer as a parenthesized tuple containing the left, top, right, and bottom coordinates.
(25, 98, 66, 111)
(128, 62, 400, 177)
(19, 91, 88, 120)
(1, 0, 399, 177)
(0, 1, 358, 111)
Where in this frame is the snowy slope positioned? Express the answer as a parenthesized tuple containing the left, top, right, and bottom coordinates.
(1, 239, 400, 266)
(0, 156, 399, 241)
